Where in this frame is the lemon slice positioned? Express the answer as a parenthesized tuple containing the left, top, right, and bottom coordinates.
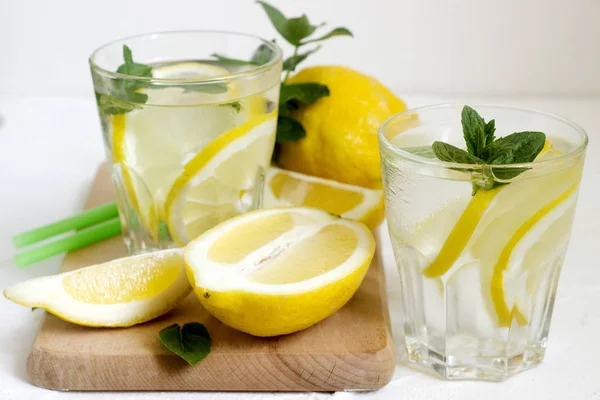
(184, 207, 375, 337)
(165, 113, 277, 245)
(152, 62, 231, 80)
(421, 141, 563, 278)
(467, 146, 581, 326)
(112, 62, 263, 238)
(411, 141, 583, 327)
(3, 249, 190, 327)
(263, 167, 385, 230)
(421, 187, 501, 277)
(488, 185, 578, 327)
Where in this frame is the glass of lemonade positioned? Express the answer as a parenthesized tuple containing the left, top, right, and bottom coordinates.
(90, 31, 282, 253)
(379, 104, 587, 381)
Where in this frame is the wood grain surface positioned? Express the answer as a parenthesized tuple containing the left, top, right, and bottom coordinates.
(26, 164, 395, 392)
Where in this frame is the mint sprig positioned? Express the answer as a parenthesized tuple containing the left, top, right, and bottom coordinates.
(256, 1, 352, 144)
(96, 46, 240, 116)
(432, 105, 546, 193)
(159, 322, 211, 366)
(95, 45, 152, 116)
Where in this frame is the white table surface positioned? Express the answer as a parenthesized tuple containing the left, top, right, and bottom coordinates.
(1, 94, 599, 400)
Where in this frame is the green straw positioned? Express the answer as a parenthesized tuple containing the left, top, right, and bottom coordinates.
(13, 202, 119, 248)
(13, 217, 122, 268)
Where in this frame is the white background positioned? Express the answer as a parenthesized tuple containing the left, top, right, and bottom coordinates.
(1, 0, 600, 399)
(2, 0, 600, 96)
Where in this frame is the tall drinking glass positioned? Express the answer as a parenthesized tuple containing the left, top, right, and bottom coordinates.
(379, 104, 587, 380)
(90, 31, 282, 254)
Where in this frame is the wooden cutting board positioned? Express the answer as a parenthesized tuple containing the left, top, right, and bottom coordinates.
(26, 164, 395, 392)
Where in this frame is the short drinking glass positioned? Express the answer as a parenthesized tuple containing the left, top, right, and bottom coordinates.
(379, 104, 587, 381)
(90, 31, 282, 253)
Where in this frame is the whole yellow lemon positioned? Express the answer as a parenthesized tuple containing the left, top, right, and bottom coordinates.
(277, 66, 407, 189)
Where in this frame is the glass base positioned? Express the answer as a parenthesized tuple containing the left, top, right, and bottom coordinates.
(405, 338, 546, 381)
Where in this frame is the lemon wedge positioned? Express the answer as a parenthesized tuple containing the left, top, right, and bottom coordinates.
(165, 113, 277, 245)
(112, 62, 263, 238)
(263, 167, 385, 229)
(3, 249, 190, 327)
(184, 207, 375, 337)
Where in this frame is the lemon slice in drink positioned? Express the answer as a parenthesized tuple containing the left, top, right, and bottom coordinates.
(467, 146, 581, 326)
(184, 207, 375, 337)
(112, 62, 262, 238)
(421, 142, 562, 278)
(153, 62, 231, 80)
(165, 113, 277, 245)
(263, 167, 385, 229)
(3, 249, 190, 327)
(487, 186, 577, 326)
(413, 141, 582, 327)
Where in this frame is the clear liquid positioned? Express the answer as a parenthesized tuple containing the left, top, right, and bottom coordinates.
(95, 60, 279, 253)
(381, 136, 584, 380)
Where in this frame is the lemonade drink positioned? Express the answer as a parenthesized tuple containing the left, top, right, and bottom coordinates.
(379, 105, 587, 381)
(90, 32, 282, 253)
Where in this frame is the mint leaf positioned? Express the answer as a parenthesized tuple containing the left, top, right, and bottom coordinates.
(276, 116, 306, 142)
(257, 2, 310, 46)
(159, 323, 211, 366)
(461, 105, 486, 158)
(98, 45, 153, 116)
(280, 83, 329, 106)
(220, 101, 243, 112)
(95, 92, 138, 115)
(403, 145, 436, 159)
(256, 2, 290, 40)
(211, 53, 256, 66)
(251, 42, 276, 65)
(211, 44, 275, 67)
(123, 45, 133, 64)
(286, 15, 320, 45)
(491, 166, 530, 181)
(432, 141, 484, 165)
(484, 119, 496, 145)
(117, 45, 152, 78)
(276, 83, 328, 142)
(279, 83, 329, 117)
(302, 27, 353, 44)
(485, 131, 546, 165)
(283, 46, 321, 72)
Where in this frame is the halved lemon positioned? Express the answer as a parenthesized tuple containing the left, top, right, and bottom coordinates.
(185, 207, 376, 337)
(263, 167, 385, 229)
(3, 249, 190, 327)
(165, 113, 277, 245)
(112, 62, 264, 237)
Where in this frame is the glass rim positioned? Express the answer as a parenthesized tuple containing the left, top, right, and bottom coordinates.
(88, 29, 283, 84)
(378, 103, 589, 171)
